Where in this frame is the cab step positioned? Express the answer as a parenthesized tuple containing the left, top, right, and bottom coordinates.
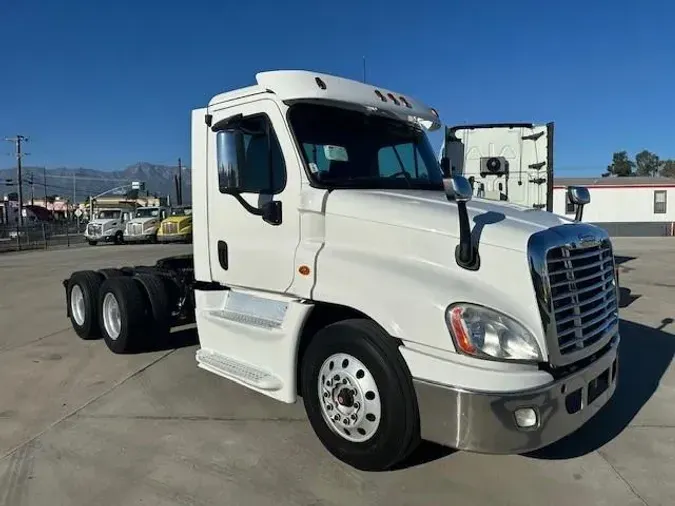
(195, 348, 283, 391)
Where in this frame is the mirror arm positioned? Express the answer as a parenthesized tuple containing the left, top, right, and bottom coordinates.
(227, 191, 264, 217)
(575, 203, 585, 222)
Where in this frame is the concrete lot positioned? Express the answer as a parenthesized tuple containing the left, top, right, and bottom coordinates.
(0, 238, 673, 505)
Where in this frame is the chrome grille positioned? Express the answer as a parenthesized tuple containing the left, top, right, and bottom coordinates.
(87, 224, 101, 235)
(546, 240, 618, 356)
(163, 222, 178, 234)
(127, 223, 143, 235)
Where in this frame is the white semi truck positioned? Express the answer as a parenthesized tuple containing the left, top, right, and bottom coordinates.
(84, 208, 132, 246)
(62, 71, 619, 471)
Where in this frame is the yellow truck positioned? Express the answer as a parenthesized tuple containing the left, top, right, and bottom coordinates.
(157, 205, 192, 243)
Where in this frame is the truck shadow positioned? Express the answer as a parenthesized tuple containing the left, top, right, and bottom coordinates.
(528, 318, 675, 460)
(136, 326, 199, 353)
(619, 287, 641, 308)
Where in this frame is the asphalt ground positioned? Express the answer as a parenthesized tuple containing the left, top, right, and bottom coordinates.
(0, 238, 672, 505)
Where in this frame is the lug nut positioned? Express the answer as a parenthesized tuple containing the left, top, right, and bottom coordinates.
(351, 414, 357, 420)
(343, 418, 350, 425)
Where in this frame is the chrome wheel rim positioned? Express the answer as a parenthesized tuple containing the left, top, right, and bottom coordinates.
(71, 285, 86, 326)
(102, 292, 121, 340)
(318, 353, 382, 443)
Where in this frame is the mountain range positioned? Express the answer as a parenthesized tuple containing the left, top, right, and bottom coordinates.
(0, 162, 191, 204)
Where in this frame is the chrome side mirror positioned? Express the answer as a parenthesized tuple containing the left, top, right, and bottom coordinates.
(443, 175, 473, 202)
(567, 185, 590, 222)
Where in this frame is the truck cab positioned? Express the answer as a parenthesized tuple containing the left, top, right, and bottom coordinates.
(123, 206, 168, 243)
(63, 70, 619, 472)
(157, 205, 193, 243)
(84, 208, 131, 245)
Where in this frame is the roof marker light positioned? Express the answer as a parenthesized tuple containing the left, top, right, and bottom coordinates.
(374, 90, 387, 102)
(315, 77, 327, 90)
(387, 93, 400, 105)
(399, 96, 412, 108)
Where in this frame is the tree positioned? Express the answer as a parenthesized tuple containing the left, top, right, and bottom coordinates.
(603, 151, 635, 177)
(660, 159, 675, 178)
(635, 150, 662, 177)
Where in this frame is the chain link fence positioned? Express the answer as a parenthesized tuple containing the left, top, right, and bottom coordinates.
(0, 221, 87, 253)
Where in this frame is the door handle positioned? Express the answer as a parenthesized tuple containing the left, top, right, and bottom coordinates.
(217, 240, 228, 270)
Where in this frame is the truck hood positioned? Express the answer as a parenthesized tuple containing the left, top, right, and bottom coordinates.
(128, 217, 160, 226)
(324, 189, 574, 252)
(89, 218, 120, 227)
(162, 216, 191, 225)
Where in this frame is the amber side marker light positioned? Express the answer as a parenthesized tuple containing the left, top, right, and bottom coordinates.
(298, 265, 311, 276)
(448, 306, 476, 354)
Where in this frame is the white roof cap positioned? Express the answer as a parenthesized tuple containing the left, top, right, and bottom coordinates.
(207, 70, 441, 131)
(256, 70, 441, 131)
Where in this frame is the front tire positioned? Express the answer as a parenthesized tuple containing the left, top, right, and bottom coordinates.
(98, 277, 147, 354)
(300, 318, 420, 471)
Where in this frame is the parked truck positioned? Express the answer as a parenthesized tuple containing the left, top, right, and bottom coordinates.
(123, 206, 169, 243)
(62, 70, 620, 471)
(84, 208, 132, 245)
(157, 205, 193, 243)
(441, 123, 554, 210)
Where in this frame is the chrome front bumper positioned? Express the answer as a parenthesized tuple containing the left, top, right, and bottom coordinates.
(157, 233, 190, 242)
(414, 336, 619, 454)
(123, 232, 154, 241)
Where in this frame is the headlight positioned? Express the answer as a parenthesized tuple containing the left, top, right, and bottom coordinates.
(445, 303, 542, 362)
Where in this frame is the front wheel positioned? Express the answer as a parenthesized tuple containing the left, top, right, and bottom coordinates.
(300, 319, 420, 471)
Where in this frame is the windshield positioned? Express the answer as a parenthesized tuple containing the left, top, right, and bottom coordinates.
(135, 208, 159, 218)
(97, 210, 121, 219)
(171, 207, 192, 216)
(288, 103, 444, 190)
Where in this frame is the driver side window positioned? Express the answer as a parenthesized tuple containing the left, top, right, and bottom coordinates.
(217, 115, 286, 194)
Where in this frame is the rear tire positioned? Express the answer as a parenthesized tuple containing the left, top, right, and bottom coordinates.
(98, 276, 147, 354)
(66, 270, 104, 340)
(133, 273, 172, 344)
(98, 268, 125, 280)
(114, 231, 124, 245)
(300, 318, 420, 471)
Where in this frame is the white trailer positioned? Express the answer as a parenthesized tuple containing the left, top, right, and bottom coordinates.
(440, 123, 554, 211)
(62, 71, 619, 471)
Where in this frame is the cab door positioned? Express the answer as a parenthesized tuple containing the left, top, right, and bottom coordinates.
(206, 98, 301, 293)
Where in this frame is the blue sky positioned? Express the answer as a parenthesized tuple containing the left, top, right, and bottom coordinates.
(1, 0, 673, 177)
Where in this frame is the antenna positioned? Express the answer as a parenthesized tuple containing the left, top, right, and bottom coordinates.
(362, 56, 367, 83)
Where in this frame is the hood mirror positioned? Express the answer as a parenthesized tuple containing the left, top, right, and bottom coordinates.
(567, 186, 590, 222)
(444, 175, 479, 271)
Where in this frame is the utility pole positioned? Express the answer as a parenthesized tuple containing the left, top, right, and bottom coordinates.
(4, 135, 29, 226)
(72, 172, 76, 220)
(43, 167, 48, 206)
(28, 171, 34, 206)
(177, 157, 183, 206)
